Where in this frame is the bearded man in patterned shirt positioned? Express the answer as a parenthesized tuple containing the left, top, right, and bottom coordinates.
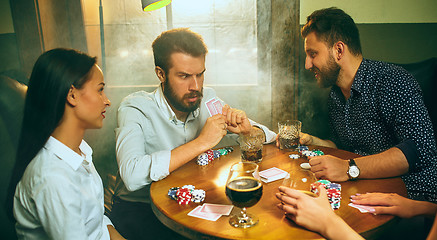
(298, 7, 436, 203)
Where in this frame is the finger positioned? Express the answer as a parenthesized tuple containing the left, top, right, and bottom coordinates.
(235, 111, 243, 124)
(222, 104, 230, 116)
(308, 157, 321, 166)
(281, 204, 298, 215)
(372, 206, 398, 215)
(317, 185, 329, 201)
(225, 109, 234, 126)
(279, 195, 299, 207)
(314, 171, 325, 180)
(231, 111, 238, 127)
(278, 186, 307, 199)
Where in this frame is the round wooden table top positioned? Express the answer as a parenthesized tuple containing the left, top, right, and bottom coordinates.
(150, 144, 407, 239)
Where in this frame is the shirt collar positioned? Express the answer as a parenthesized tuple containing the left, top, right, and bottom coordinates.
(154, 84, 200, 123)
(350, 58, 369, 96)
(45, 136, 93, 171)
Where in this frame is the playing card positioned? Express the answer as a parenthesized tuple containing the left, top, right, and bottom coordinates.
(259, 167, 288, 183)
(200, 203, 233, 216)
(205, 98, 218, 116)
(188, 205, 221, 221)
(348, 203, 375, 213)
(212, 99, 223, 114)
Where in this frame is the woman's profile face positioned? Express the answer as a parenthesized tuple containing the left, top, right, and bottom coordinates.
(73, 64, 111, 129)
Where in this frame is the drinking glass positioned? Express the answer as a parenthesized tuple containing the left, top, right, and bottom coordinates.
(239, 129, 264, 163)
(225, 162, 263, 228)
(278, 120, 302, 151)
(282, 169, 317, 197)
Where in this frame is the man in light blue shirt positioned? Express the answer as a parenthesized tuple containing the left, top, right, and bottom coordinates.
(109, 28, 276, 239)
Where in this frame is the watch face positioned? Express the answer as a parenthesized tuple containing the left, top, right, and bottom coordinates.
(349, 166, 360, 178)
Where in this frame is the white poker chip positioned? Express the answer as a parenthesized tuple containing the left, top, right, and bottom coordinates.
(300, 163, 311, 170)
(289, 154, 300, 159)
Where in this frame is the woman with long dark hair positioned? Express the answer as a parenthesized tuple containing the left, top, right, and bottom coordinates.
(6, 48, 124, 239)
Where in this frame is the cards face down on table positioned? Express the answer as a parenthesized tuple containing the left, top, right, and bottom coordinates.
(188, 203, 233, 221)
(205, 97, 224, 116)
(259, 167, 288, 183)
(348, 203, 375, 213)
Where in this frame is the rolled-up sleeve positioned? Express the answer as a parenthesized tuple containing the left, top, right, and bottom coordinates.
(250, 119, 277, 144)
(115, 106, 171, 192)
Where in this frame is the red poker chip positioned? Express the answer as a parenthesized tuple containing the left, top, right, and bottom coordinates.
(205, 149, 214, 162)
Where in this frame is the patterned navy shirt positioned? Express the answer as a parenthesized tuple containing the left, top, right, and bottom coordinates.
(328, 59, 437, 202)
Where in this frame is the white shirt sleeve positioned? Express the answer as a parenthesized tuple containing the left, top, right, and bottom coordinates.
(115, 105, 171, 192)
(249, 119, 277, 144)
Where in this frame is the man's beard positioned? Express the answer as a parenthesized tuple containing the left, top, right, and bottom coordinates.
(163, 77, 203, 113)
(312, 54, 340, 88)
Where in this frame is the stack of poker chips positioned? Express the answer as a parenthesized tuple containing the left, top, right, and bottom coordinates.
(300, 148, 324, 158)
(310, 180, 342, 210)
(196, 147, 234, 166)
(167, 185, 206, 205)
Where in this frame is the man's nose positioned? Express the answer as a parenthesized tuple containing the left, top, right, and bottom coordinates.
(305, 56, 313, 70)
(189, 76, 200, 91)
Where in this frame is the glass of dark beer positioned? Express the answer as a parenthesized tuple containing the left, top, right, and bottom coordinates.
(239, 129, 264, 163)
(278, 120, 301, 151)
(225, 162, 263, 228)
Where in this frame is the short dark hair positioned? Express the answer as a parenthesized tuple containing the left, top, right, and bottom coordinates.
(152, 28, 208, 74)
(6, 48, 96, 220)
(301, 7, 362, 56)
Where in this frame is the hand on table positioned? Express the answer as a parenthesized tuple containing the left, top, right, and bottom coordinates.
(197, 114, 228, 149)
(350, 193, 437, 218)
(275, 132, 313, 148)
(222, 104, 252, 135)
(276, 185, 333, 231)
(299, 132, 314, 145)
(276, 185, 362, 239)
(308, 155, 349, 182)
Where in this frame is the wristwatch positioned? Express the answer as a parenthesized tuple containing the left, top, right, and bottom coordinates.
(347, 159, 360, 180)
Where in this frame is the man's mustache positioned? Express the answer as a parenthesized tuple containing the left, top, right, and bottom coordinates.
(185, 91, 203, 99)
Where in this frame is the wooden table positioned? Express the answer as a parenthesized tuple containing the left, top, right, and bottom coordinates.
(150, 144, 407, 239)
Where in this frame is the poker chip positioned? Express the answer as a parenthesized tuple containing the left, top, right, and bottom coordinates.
(310, 180, 341, 210)
(176, 188, 192, 205)
(300, 162, 311, 170)
(196, 153, 209, 166)
(218, 149, 228, 155)
(289, 154, 300, 159)
(313, 150, 324, 156)
(205, 149, 215, 162)
(224, 147, 234, 152)
(213, 150, 221, 158)
(297, 145, 309, 152)
(301, 150, 317, 157)
(327, 183, 341, 191)
(167, 187, 179, 200)
(191, 189, 206, 203)
(168, 186, 206, 205)
(182, 185, 195, 192)
(196, 147, 234, 166)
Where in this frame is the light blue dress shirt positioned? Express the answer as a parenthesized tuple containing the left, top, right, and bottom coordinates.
(114, 86, 276, 203)
(14, 136, 113, 239)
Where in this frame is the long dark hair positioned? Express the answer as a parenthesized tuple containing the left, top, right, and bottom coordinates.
(6, 48, 97, 220)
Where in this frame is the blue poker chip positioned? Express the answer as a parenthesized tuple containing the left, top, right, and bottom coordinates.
(167, 187, 179, 200)
(213, 150, 221, 158)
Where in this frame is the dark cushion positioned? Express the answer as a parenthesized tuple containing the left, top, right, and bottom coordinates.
(0, 75, 26, 239)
